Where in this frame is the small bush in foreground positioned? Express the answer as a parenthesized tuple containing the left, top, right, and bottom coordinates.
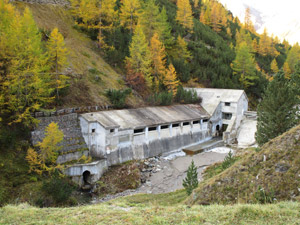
(183, 160, 198, 195)
(42, 171, 74, 205)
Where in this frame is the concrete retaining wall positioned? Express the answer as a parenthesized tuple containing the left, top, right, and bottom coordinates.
(106, 130, 210, 166)
(31, 113, 89, 164)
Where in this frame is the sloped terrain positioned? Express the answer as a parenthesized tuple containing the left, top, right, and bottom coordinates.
(187, 124, 300, 205)
(14, 2, 144, 108)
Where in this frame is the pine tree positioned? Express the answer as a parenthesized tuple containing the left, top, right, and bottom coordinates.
(125, 23, 152, 86)
(150, 33, 167, 85)
(47, 28, 69, 100)
(256, 72, 299, 146)
(231, 42, 257, 89)
(37, 122, 64, 165)
(182, 160, 198, 195)
(176, 0, 194, 30)
(120, 0, 141, 35)
(164, 64, 179, 96)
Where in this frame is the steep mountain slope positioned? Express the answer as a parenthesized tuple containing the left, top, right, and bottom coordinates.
(187, 124, 300, 205)
(14, 2, 144, 108)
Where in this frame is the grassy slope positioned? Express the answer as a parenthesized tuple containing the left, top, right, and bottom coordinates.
(14, 2, 144, 108)
(0, 201, 299, 224)
(187, 124, 300, 205)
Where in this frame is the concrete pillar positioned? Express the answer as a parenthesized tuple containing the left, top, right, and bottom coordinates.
(158, 125, 161, 139)
(145, 127, 149, 143)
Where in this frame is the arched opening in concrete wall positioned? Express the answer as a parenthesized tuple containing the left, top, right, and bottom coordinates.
(83, 170, 91, 185)
(216, 125, 220, 131)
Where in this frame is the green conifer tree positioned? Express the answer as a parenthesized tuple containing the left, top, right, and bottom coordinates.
(183, 160, 198, 195)
(231, 42, 258, 90)
(256, 72, 299, 146)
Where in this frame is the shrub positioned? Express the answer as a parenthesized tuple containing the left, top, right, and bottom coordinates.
(174, 86, 201, 104)
(221, 151, 237, 170)
(183, 160, 198, 195)
(42, 171, 74, 204)
(254, 186, 276, 204)
(105, 89, 132, 109)
(147, 91, 173, 106)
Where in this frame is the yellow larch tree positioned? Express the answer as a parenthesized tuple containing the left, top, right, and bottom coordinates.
(38, 122, 64, 165)
(243, 7, 255, 33)
(164, 64, 179, 96)
(270, 59, 279, 74)
(176, 0, 194, 30)
(283, 61, 291, 79)
(47, 28, 69, 101)
(252, 38, 259, 53)
(172, 35, 192, 62)
(70, 0, 99, 29)
(150, 33, 167, 86)
(120, 0, 141, 35)
(98, 0, 118, 49)
(286, 43, 300, 73)
(125, 22, 152, 86)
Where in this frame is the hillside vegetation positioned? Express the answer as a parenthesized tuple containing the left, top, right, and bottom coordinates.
(14, 2, 144, 108)
(186, 124, 300, 205)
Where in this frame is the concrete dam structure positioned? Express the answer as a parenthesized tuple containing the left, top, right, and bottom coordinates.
(32, 88, 250, 187)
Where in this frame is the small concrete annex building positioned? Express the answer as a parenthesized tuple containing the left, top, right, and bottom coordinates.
(190, 88, 249, 144)
(79, 105, 212, 166)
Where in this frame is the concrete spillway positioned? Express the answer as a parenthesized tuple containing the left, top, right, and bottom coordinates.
(183, 137, 224, 155)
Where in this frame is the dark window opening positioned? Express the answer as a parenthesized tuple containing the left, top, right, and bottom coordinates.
(148, 126, 157, 131)
(110, 129, 114, 133)
(225, 102, 230, 106)
(193, 120, 200, 124)
(222, 124, 228, 132)
(222, 113, 232, 120)
(134, 128, 144, 134)
(172, 123, 180, 128)
(183, 122, 190, 126)
(92, 129, 96, 133)
(203, 119, 208, 123)
(216, 125, 220, 131)
(161, 125, 169, 130)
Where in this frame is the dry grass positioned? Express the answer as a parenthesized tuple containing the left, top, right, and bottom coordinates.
(186, 124, 300, 205)
(0, 201, 299, 224)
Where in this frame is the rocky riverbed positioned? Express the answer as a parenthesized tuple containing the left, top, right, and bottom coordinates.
(92, 147, 232, 203)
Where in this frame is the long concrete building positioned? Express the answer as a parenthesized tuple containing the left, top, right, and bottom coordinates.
(79, 104, 212, 166)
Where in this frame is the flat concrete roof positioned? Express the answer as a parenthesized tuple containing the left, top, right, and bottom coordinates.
(81, 104, 210, 130)
(186, 88, 247, 115)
